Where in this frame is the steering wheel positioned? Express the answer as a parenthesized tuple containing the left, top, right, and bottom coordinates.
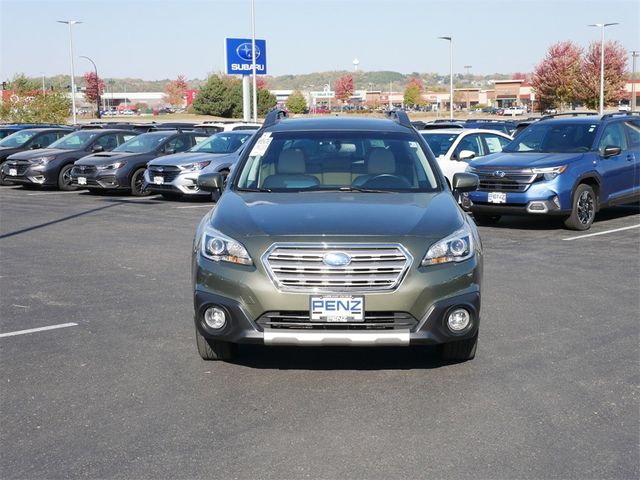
(362, 174, 413, 189)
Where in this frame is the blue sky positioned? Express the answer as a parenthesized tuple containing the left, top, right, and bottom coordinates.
(1, 0, 638, 80)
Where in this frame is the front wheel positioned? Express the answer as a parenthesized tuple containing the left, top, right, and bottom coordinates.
(195, 328, 235, 361)
(58, 164, 77, 191)
(130, 168, 150, 196)
(440, 333, 478, 361)
(564, 184, 595, 230)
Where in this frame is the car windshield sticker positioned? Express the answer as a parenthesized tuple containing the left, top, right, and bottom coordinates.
(409, 141, 419, 149)
(588, 125, 597, 132)
(250, 133, 273, 157)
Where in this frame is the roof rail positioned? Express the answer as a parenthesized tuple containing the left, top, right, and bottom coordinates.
(601, 111, 640, 119)
(539, 112, 598, 121)
(386, 109, 413, 128)
(263, 108, 288, 128)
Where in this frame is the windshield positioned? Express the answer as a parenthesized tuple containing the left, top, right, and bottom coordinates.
(236, 131, 441, 192)
(503, 122, 597, 153)
(49, 131, 99, 150)
(420, 133, 460, 157)
(113, 133, 170, 153)
(0, 130, 38, 148)
(191, 132, 253, 154)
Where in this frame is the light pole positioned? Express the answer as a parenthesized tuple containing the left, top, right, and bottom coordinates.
(40, 72, 45, 94)
(57, 20, 82, 124)
(438, 36, 453, 119)
(588, 22, 619, 115)
(250, 0, 258, 122)
(80, 55, 100, 119)
(632, 51, 638, 111)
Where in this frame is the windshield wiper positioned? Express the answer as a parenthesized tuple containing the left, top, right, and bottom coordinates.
(307, 186, 390, 193)
(236, 187, 272, 192)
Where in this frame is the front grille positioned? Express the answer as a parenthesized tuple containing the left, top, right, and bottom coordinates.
(257, 311, 417, 330)
(6, 162, 29, 175)
(72, 165, 97, 175)
(262, 244, 412, 293)
(476, 171, 537, 192)
(148, 166, 181, 182)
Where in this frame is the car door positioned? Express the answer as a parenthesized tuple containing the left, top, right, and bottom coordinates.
(443, 133, 484, 183)
(624, 119, 640, 198)
(596, 121, 632, 202)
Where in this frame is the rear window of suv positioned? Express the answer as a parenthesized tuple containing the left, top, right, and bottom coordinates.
(504, 122, 598, 153)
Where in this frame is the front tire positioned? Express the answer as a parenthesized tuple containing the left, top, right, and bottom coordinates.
(58, 164, 77, 191)
(441, 333, 478, 361)
(195, 328, 235, 361)
(564, 184, 595, 231)
(130, 168, 150, 196)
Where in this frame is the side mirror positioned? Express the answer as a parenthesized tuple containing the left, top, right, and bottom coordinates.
(602, 146, 622, 158)
(458, 150, 476, 161)
(197, 172, 223, 192)
(91, 144, 104, 153)
(452, 172, 479, 193)
(30, 143, 42, 150)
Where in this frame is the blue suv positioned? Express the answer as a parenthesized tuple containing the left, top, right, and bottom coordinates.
(465, 113, 640, 230)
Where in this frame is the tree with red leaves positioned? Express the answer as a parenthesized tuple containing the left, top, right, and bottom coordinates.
(404, 77, 425, 107)
(256, 77, 268, 90)
(531, 41, 582, 111)
(163, 75, 188, 107)
(576, 40, 628, 110)
(83, 71, 104, 104)
(335, 74, 355, 104)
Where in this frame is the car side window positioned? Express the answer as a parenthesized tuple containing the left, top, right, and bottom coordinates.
(597, 122, 627, 152)
(120, 133, 137, 144)
(455, 134, 483, 158)
(625, 120, 640, 148)
(94, 134, 119, 151)
(166, 135, 191, 153)
(192, 135, 209, 147)
(482, 134, 509, 154)
(33, 132, 59, 147)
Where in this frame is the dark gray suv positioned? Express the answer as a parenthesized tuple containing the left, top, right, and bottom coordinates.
(192, 110, 482, 362)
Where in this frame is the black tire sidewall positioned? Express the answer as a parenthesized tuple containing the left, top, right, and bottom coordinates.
(130, 168, 148, 196)
(58, 164, 76, 191)
(565, 184, 595, 231)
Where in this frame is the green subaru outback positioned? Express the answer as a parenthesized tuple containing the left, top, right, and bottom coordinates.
(192, 110, 482, 362)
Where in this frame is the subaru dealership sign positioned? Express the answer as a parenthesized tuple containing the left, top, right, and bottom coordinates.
(225, 38, 267, 75)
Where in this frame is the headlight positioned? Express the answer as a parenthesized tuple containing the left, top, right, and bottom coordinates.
(201, 227, 252, 265)
(532, 165, 566, 181)
(422, 224, 474, 266)
(97, 161, 127, 171)
(182, 160, 211, 172)
(31, 155, 56, 165)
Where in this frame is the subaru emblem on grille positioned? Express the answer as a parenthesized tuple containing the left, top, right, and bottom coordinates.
(157, 167, 163, 172)
(494, 170, 506, 178)
(322, 252, 351, 267)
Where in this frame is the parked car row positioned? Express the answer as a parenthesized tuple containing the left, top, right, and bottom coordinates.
(0, 126, 257, 198)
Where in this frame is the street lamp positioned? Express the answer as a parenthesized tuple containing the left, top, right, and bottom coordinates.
(631, 51, 638, 112)
(57, 20, 82, 124)
(250, 0, 258, 123)
(80, 55, 100, 119)
(588, 22, 619, 115)
(438, 36, 453, 120)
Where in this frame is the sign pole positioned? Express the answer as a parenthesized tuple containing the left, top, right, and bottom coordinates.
(242, 75, 251, 121)
(251, 0, 258, 122)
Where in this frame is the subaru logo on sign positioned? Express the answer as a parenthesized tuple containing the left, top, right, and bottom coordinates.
(323, 252, 351, 267)
(494, 170, 506, 178)
(236, 43, 261, 62)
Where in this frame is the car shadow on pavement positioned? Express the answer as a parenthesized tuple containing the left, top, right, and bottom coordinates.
(227, 345, 461, 370)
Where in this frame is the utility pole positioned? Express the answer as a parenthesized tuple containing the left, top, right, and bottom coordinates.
(632, 51, 638, 111)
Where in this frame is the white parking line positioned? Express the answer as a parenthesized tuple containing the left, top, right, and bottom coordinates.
(26, 191, 81, 196)
(0, 322, 78, 338)
(175, 205, 213, 209)
(562, 224, 640, 241)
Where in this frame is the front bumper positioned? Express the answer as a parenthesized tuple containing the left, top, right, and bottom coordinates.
(193, 250, 481, 347)
(1, 162, 57, 186)
(144, 168, 208, 196)
(466, 183, 571, 216)
(70, 170, 127, 190)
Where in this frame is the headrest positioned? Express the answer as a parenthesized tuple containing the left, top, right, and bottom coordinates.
(278, 149, 306, 174)
(367, 147, 396, 174)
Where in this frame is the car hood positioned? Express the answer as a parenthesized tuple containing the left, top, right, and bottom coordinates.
(209, 191, 465, 239)
(469, 151, 585, 170)
(6, 148, 70, 161)
(148, 152, 215, 167)
(0, 146, 23, 159)
(75, 151, 148, 166)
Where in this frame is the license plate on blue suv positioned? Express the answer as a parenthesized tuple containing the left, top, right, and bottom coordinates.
(310, 296, 364, 322)
(488, 192, 506, 203)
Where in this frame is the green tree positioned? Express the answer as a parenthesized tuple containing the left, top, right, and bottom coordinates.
(403, 77, 425, 107)
(1, 88, 71, 123)
(285, 90, 307, 113)
(191, 75, 239, 117)
(256, 88, 277, 116)
(9, 73, 40, 93)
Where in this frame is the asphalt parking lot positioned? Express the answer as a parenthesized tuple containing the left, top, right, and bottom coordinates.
(1, 186, 639, 479)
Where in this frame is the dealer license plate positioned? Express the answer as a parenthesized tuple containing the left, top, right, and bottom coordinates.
(154, 176, 164, 185)
(310, 296, 364, 322)
(77, 177, 87, 185)
(8, 168, 17, 176)
(488, 192, 506, 204)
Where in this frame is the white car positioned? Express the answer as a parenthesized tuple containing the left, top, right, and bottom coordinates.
(502, 106, 525, 115)
(618, 104, 631, 112)
(419, 128, 513, 185)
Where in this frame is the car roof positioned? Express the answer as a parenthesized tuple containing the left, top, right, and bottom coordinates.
(19, 127, 73, 133)
(419, 128, 511, 137)
(263, 116, 413, 133)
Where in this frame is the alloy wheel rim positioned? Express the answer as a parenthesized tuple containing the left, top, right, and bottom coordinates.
(63, 168, 72, 186)
(577, 191, 594, 225)
(134, 173, 144, 193)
